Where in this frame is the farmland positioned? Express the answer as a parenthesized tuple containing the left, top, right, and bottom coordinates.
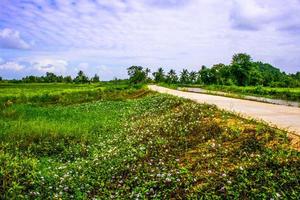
(1, 83, 300, 199)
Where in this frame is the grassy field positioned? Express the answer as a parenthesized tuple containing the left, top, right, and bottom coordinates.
(202, 85, 300, 102)
(1, 83, 299, 199)
(159, 83, 300, 102)
(0, 83, 142, 106)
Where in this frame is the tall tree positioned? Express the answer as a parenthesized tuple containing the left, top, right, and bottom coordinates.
(127, 66, 147, 84)
(230, 53, 252, 86)
(63, 76, 73, 83)
(166, 69, 178, 84)
(74, 70, 89, 83)
(152, 67, 165, 83)
(189, 71, 197, 84)
(180, 69, 190, 84)
(92, 74, 100, 83)
(199, 66, 213, 84)
(44, 72, 58, 83)
(145, 68, 151, 82)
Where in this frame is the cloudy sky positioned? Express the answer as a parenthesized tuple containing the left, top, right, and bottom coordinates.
(0, 0, 300, 80)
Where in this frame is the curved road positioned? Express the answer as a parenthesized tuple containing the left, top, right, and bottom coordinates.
(149, 85, 300, 136)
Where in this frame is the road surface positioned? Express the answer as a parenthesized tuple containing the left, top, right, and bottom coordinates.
(149, 85, 300, 136)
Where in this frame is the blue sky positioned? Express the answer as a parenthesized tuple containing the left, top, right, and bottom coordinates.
(0, 0, 300, 80)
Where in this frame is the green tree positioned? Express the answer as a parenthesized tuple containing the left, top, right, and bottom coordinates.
(166, 69, 178, 84)
(152, 67, 165, 83)
(74, 70, 89, 83)
(189, 71, 197, 84)
(180, 69, 190, 84)
(44, 72, 58, 83)
(22, 75, 38, 83)
(199, 66, 214, 84)
(57, 75, 63, 82)
(63, 76, 73, 83)
(144, 68, 152, 82)
(230, 53, 252, 86)
(92, 74, 100, 83)
(210, 63, 230, 85)
(127, 66, 147, 84)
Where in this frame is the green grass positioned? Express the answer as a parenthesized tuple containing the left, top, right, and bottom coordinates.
(202, 85, 300, 102)
(1, 84, 299, 199)
(159, 83, 300, 102)
(0, 83, 145, 106)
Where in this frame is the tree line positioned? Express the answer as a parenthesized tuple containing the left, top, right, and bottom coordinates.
(0, 71, 100, 84)
(127, 53, 300, 87)
(1, 53, 299, 87)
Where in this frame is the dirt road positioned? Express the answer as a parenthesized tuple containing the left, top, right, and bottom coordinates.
(149, 85, 300, 136)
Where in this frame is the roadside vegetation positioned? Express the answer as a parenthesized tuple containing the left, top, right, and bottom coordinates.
(124, 53, 300, 102)
(201, 85, 300, 102)
(159, 83, 300, 102)
(1, 84, 299, 199)
(1, 53, 299, 101)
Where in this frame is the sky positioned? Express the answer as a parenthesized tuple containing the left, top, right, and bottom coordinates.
(0, 0, 300, 80)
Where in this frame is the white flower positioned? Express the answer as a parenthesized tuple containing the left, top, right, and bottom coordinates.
(276, 193, 281, 197)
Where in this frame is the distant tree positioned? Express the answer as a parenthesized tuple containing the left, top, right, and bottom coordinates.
(199, 66, 213, 84)
(74, 70, 89, 83)
(22, 75, 38, 83)
(145, 68, 151, 77)
(248, 66, 263, 86)
(63, 76, 73, 83)
(0, 76, 2, 81)
(180, 69, 190, 84)
(127, 66, 147, 84)
(145, 68, 152, 82)
(210, 64, 228, 85)
(152, 67, 165, 83)
(57, 75, 64, 82)
(196, 66, 205, 84)
(166, 69, 178, 84)
(189, 71, 197, 84)
(92, 74, 100, 83)
(231, 53, 252, 66)
(231, 53, 252, 86)
(44, 72, 58, 83)
(295, 72, 300, 80)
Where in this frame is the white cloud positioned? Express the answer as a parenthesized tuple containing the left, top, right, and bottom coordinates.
(76, 62, 89, 71)
(0, 0, 300, 79)
(0, 28, 30, 49)
(31, 59, 68, 75)
(0, 61, 25, 71)
(74, 63, 113, 79)
(95, 65, 113, 76)
(230, 0, 300, 31)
